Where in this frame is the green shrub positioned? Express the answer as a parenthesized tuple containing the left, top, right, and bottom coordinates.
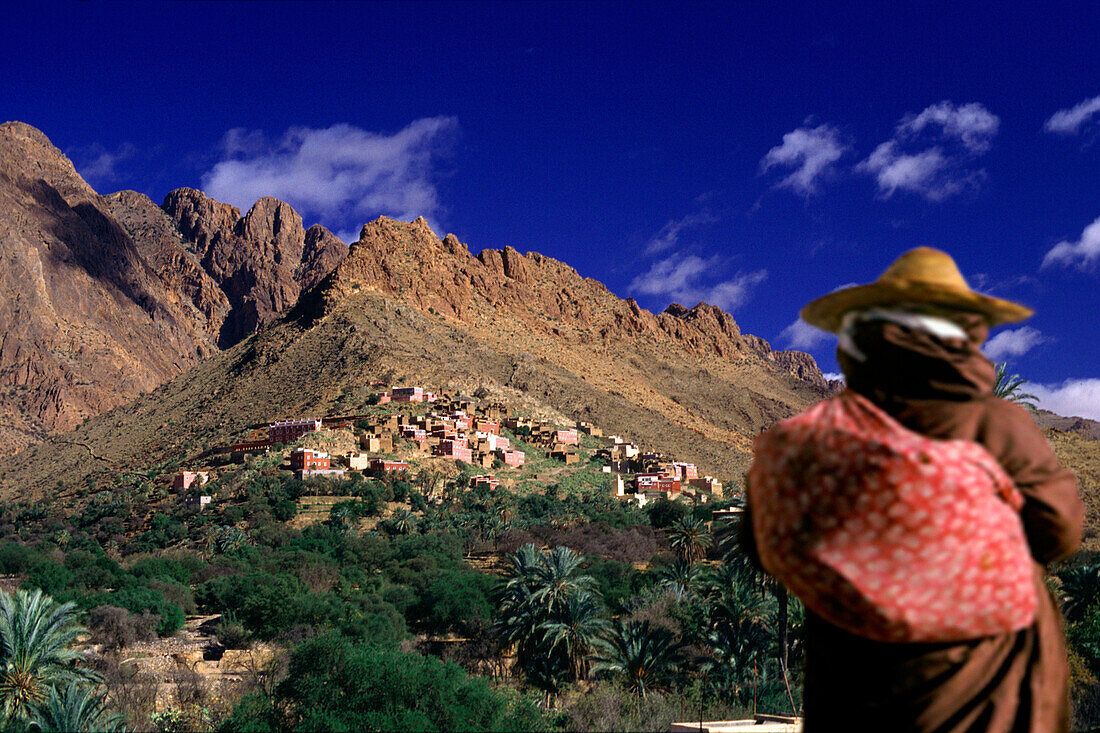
(219, 633, 548, 732)
(23, 561, 74, 598)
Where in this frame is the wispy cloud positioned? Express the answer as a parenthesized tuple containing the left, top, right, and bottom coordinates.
(1044, 94, 1100, 135)
(982, 326, 1045, 362)
(70, 142, 137, 189)
(645, 209, 718, 255)
(857, 101, 998, 201)
(630, 255, 767, 312)
(779, 318, 833, 351)
(1042, 215, 1100, 270)
(201, 119, 459, 237)
(898, 101, 1000, 153)
(969, 272, 1038, 295)
(1031, 378, 1100, 421)
(760, 123, 848, 195)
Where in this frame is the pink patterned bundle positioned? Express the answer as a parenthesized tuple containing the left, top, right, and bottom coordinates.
(748, 390, 1037, 643)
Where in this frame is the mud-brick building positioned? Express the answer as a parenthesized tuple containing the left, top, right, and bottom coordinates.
(689, 476, 723, 497)
(551, 449, 580, 464)
(370, 459, 409, 475)
(635, 472, 681, 494)
(269, 418, 322, 444)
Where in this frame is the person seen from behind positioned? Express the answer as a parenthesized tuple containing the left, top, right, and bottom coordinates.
(743, 247, 1083, 732)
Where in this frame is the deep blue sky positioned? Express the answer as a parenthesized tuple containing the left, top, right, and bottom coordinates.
(4, 1, 1100, 417)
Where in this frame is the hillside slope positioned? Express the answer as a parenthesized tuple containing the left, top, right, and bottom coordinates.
(0, 216, 830, 499)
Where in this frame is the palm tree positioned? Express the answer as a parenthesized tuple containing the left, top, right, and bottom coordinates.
(589, 620, 684, 698)
(390, 508, 416, 535)
(497, 544, 606, 689)
(531, 546, 597, 615)
(32, 682, 126, 732)
(540, 593, 610, 681)
(715, 513, 793, 672)
(214, 525, 248, 553)
(0, 589, 98, 727)
(1059, 565, 1100, 623)
(669, 516, 713, 563)
(656, 558, 707, 601)
(993, 362, 1040, 412)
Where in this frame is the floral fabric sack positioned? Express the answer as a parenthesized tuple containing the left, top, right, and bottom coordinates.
(747, 390, 1037, 643)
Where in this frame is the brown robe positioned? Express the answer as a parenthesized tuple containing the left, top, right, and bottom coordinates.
(745, 316, 1084, 732)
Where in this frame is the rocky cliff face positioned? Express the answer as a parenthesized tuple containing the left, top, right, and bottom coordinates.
(0, 122, 228, 453)
(161, 190, 348, 347)
(0, 122, 348, 454)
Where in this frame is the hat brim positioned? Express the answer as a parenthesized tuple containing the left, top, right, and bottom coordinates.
(800, 281, 1033, 333)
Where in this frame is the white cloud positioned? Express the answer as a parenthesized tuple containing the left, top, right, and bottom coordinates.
(629, 255, 767, 312)
(71, 142, 137, 187)
(1042, 215, 1100, 270)
(858, 101, 998, 201)
(982, 326, 1045, 362)
(822, 372, 845, 382)
(1030, 379, 1100, 421)
(779, 318, 833, 351)
(1044, 94, 1100, 135)
(201, 118, 459, 231)
(856, 142, 969, 200)
(646, 210, 718, 255)
(760, 124, 848, 194)
(899, 101, 1000, 153)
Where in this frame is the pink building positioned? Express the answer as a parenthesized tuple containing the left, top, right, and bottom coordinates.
(474, 419, 500, 434)
(497, 449, 526, 467)
(269, 418, 322, 444)
(679, 463, 698, 480)
(471, 475, 500, 490)
(555, 429, 579, 445)
(667, 462, 698, 481)
(173, 471, 208, 491)
(435, 439, 473, 462)
(391, 386, 425, 402)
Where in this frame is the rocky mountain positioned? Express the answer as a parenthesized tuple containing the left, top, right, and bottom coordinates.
(0, 122, 348, 455)
(1, 214, 832, 500)
(161, 189, 347, 346)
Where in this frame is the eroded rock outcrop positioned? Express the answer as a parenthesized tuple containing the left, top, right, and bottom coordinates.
(0, 123, 350, 453)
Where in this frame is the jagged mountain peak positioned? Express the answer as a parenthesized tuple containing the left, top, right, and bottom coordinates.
(0, 123, 350, 454)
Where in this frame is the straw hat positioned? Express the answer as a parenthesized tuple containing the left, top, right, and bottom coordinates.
(800, 247, 1033, 333)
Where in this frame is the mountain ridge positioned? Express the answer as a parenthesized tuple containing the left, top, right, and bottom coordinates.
(0, 122, 348, 454)
(0, 210, 832, 498)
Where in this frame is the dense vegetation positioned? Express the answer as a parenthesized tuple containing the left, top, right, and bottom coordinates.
(4, 421, 1098, 731)
(0, 439, 786, 731)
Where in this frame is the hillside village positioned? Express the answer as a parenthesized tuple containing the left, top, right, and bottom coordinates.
(174, 385, 729, 522)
